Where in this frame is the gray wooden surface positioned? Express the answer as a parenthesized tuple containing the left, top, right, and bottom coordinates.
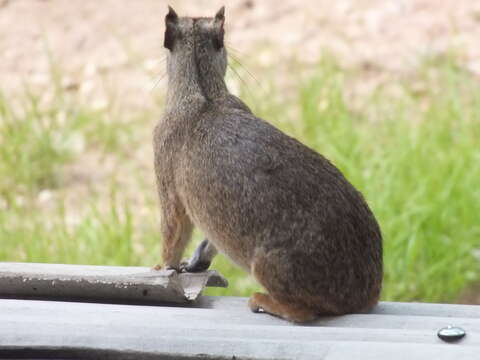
(0, 295, 478, 360)
(0, 262, 227, 304)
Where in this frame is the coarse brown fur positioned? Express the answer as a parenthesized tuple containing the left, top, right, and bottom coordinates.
(153, 6, 383, 323)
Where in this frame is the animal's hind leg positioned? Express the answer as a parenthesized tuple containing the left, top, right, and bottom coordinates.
(248, 292, 317, 323)
(249, 249, 317, 323)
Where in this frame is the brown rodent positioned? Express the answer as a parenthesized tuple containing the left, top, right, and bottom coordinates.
(153, 6, 383, 322)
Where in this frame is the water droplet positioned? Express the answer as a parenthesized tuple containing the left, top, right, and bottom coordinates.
(438, 325, 466, 342)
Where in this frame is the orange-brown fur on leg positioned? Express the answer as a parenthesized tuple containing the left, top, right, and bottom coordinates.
(248, 292, 317, 323)
(154, 201, 193, 270)
(250, 249, 345, 322)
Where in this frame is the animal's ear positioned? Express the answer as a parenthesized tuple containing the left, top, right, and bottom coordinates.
(166, 5, 179, 22)
(164, 6, 179, 50)
(215, 6, 225, 22)
(213, 6, 225, 50)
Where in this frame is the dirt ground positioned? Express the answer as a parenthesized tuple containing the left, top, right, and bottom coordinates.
(1, 0, 480, 109)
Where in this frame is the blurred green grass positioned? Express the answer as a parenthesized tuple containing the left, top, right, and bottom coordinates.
(0, 54, 478, 303)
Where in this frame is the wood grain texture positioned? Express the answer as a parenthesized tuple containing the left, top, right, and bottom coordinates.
(0, 262, 227, 304)
(0, 296, 478, 359)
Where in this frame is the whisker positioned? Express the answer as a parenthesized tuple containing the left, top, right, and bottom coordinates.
(151, 72, 168, 91)
(228, 53, 262, 90)
(225, 43, 247, 56)
(227, 63, 258, 108)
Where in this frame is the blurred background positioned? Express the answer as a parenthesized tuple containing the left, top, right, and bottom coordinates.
(0, 0, 479, 303)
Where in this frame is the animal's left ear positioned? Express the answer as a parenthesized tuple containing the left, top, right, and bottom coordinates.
(164, 6, 179, 51)
(215, 6, 225, 22)
(213, 6, 225, 50)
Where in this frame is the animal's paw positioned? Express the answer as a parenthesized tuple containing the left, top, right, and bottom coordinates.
(151, 264, 180, 272)
(248, 293, 266, 313)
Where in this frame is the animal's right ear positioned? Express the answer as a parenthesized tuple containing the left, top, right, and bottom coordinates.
(213, 6, 225, 50)
(164, 6, 179, 50)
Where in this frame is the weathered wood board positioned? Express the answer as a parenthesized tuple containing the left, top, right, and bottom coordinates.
(0, 263, 478, 359)
(0, 262, 227, 304)
(0, 296, 478, 359)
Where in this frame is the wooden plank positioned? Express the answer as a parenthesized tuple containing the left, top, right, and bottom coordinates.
(372, 301, 480, 318)
(0, 262, 227, 304)
(1, 303, 479, 345)
(197, 296, 480, 318)
(5, 297, 478, 334)
(0, 298, 478, 359)
(0, 262, 477, 359)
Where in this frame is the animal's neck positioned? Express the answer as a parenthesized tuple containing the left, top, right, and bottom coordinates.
(166, 50, 228, 110)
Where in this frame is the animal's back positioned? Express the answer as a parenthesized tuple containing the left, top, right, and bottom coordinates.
(176, 97, 382, 313)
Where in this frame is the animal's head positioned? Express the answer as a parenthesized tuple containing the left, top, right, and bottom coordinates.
(164, 6, 227, 78)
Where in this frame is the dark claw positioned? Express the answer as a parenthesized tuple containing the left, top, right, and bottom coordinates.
(182, 239, 212, 273)
(185, 259, 211, 273)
